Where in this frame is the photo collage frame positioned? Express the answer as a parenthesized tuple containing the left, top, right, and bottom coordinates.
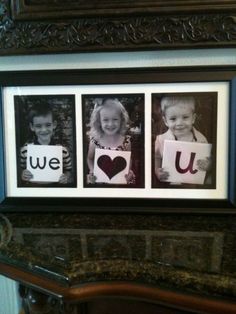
(2, 82, 228, 201)
(0, 66, 235, 212)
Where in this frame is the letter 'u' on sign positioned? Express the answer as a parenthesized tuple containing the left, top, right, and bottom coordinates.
(27, 144, 63, 182)
(162, 140, 212, 185)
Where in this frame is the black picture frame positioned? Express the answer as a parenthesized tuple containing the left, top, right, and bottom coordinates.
(0, 65, 236, 213)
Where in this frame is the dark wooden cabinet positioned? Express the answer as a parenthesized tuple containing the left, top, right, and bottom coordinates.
(19, 290, 196, 314)
(16, 279, 236, 314)
(83, 299, 194, 314)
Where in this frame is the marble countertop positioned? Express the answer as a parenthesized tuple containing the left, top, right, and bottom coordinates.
(0, 212, 236, 300)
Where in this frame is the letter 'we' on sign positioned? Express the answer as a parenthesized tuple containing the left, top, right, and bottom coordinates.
(27, 144, 63, 182)
(162, 140, 212, 185)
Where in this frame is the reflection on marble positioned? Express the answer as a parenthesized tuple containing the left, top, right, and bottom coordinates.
(0, 214, 12, 248)
(13, 228, 223, 274)
(0, 213, 236, 299)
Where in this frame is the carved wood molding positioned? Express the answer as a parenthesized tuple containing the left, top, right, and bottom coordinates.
(1, 0, 236, 55)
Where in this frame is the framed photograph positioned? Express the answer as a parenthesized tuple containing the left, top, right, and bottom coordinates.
(14, 94, 77, 188)
(0, 66, 235, 212)
(82, 94, 144, 188)
(152, 92, 217, 189)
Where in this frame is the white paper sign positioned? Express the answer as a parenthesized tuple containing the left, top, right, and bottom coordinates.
(162, 140, 212, 185)
(27, 145, 63, 182)
(94, 148, 131, 184)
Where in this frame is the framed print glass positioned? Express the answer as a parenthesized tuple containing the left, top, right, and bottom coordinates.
(82, 94, 145, 188)
(14, 94, 77, 188)
(152, 92, 217, 189)
(0, 66, 235, 212)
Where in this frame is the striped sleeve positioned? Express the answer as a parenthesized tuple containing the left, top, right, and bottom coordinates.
(20, 144, 28, 169)
(62, 146, 72, 171)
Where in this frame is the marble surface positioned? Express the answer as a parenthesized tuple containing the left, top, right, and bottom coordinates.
(0, 213, 236, 300)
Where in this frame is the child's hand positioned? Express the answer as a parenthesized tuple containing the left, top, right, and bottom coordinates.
(21, 169, 33, 182)
(87, 173, 97, 184)
(59, 172, 71, 184)
(125, 169, 136, 184)
(197, 157, 211, 171)
(155, 168, 169, 181)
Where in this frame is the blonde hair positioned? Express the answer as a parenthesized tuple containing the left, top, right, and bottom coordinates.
(161, 95, 196, 115)
(89, 98, 129, 139)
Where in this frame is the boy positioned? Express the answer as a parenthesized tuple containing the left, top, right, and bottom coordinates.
(154, 95, 211, 183)
(20, 103, 72, 185)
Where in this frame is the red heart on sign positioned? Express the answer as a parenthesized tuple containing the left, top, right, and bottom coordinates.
(97, 155, 127, 179)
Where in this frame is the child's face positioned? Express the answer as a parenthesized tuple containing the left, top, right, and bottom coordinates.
(30, 113, 57, 145)
(100, 107, 121, 136)
(163, 103, 196, 138)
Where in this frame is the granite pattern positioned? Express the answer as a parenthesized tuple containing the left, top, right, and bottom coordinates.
(0, 213, 236, 300)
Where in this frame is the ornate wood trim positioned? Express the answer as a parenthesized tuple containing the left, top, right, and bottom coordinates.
(1, 0, 236, 55)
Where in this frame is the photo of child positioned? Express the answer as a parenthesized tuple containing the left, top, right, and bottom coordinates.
(82, 95, 144, 188)
(152, 93, 217, 188)
(14, 95, 77, 187)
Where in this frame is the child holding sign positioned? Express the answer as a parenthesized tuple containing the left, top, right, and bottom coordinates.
(20, 103, 72, 185)
(154, 95, 211, 185)
(87, 98, 135, 184)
